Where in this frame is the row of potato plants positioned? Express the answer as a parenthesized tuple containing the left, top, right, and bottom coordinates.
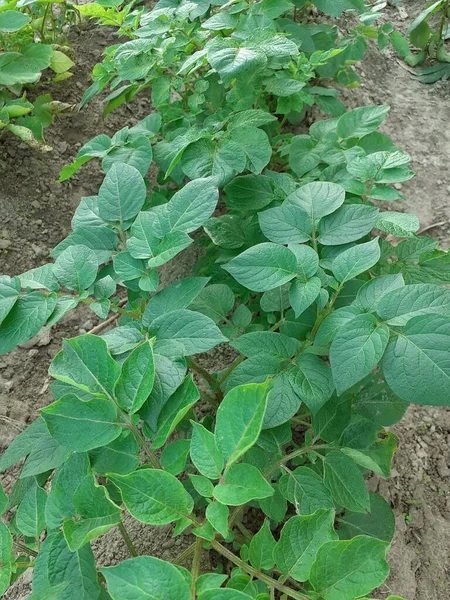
(1, 1, 450, 600)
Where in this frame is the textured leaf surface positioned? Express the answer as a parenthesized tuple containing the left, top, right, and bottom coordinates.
(323, 450, 370, 512)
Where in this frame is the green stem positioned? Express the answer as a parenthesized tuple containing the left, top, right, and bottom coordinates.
(40, 4, 50, 41)
(310, 283, 343, 338)
(191, 537, 203, 599)
(13, 542, 38, 558)
(118, 520, 138, 557)
(128, 422, 160, 469)
(217, 356, 245, 386)
(212, 541, 309, 600)
(187, 358, 217, 388)
(235, 518, 252, 541)
(439, 0, 450, 42)
(173, 542, 196, 565)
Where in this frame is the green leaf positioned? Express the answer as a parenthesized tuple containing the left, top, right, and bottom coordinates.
(190, 284, 235, 323)
(160, 439, 191, 476)
(208, 47, 267, 82)
(32, 531, 101, 600)
(259, 484, 287, 522)
(0, 10, 31, 32)
(50, 50, 75, 74)
(53, 245, 98, 292)
(376, 211, 420, 237)
(312, 395, 352, 443)
(274, 509, 338, 582)
(17, 482, 47, 538)
(63, 475, 120, 550)
(158, 178, 219, 234)
(287, 182, 346, 221)
(195, 573, 228, 596)
(224, 174, 274, 211)
(190, 422, 224, 480)
(215, 382, 269, 467)
(323, 450, 370, 512)
(330, 314, 390, 395)
(0, 482, 7, 515)
(258, 203, 312, 245)
(213, 463, 274, 505)
(376, 283, 450, 326)
(354, 274, 405, 312)
(289, 277, 322, 318)
(229, 126, 272, 174)
(310, 535, 389, 600)
(336, 105, 390, 139)
(103, 136, 153, 177)
(50, 334, 121, 398)
(289, 354, 335, 414)
(151, 309, 227, 355)
(223, 243, 298, 292)
(352, 376, 408, 427)
(206, 501, 229, 538)
(0, 275, 20, 325)
(232, 331, 300, 360)
(98, 163, 146, 225)
(143, 277, 209, 325)
(200, 590, 252, 600)
(382, 314, 450, 405)
(289, 135, 321, 178)
(338, 492, 395, 541)
(189, 474, 214, 497)
(290, 244, 320, 281)
(279, 466, 334, 514)
(45, 453, 90, 529)
(153, 375, 200, 449)
(0, 522, 13, 596)
(113, 251, 145, 280)
(0, 292, 56, 355)
(108, 469, 194, 524)
(41, 394, 121, 452)
(332, 238, 380, 283)
(249, 520, 276, 570)
(264, 373, 302, 428)
(315, 306, 363, 346)
(114, 341, 155, 413)
(101, 556, 190, 600)
(318, 205, 379, 245)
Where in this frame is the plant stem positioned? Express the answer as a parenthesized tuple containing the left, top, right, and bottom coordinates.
(13, 542, 38, 558)
(217, 355, 245, 386)
(235, 518, 252, 541)
(187, 358, 217, 388)
(40, 4, 50, 41)
(212, 541, 309, 600)
(439, 0, 450, 42)
(191, 537, 203, 598)
(173, 542, 196, 565)
(128, 422, 160, 469)
(118, 520, 138, 557)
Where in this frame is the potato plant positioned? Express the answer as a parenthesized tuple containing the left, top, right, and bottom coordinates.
(1, 2, 450, 600)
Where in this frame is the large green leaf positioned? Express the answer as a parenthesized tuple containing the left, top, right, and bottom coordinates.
(41, 394, 121, 451)
(0, 522, 13, 596)
(382, 314, 450, 405)
(208, 46, 267, 81)
(50, 335, 121, 399)
(215, 382, 269, 467)
(108, 469, 194, 524)
(274, 509, 337, 582)
(98, 163, 146, 225)
(287, 182, 345, 221)
(323, 450, 370, 512)
(310, 535, 389, 600)
(143, 277, 209, 324)
(289, 277, 321, 318)
(223, 243, 298, 292)
(258, 203, 312, 244)
(53, 245, 98, 291)
(0, 292, 56, 355)
(289, 354, 335, 414)
(150, 309, 227, 355)
(63, 475, 120, 551)
(32, 531, 101, 600)
(338, 492, 395, 542)
(279, 466, 333, 514)
(376, 283, 450, 326)
(114, 341, 155, 413)
(0, 275, 20, 326)
(249, 520, 276, 571)
(229, 126, 272, 174)
(336, 105, 390, 139)
(330, 314, 390, 395)
(225, 174, 274, 211)
(332, 238, 380, 283)
(353, 274, 405, 312)
(318, 205, 379, 246)
(213, 463, 274, 505)
(17, 482, 47, 538)
(101, 556, 190, 600)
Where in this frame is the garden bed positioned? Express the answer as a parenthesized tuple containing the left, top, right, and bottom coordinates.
(1, 2, 450, 598)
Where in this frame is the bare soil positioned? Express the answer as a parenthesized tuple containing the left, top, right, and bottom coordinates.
(1, 3, 450, 598)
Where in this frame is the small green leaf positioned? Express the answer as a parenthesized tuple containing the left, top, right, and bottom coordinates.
(190, 422, 224, 480)
(223, 243, 298, 292)
(189, 474, 214, 497)
(258, 203, 312, 245)
(289, 277, 321, 318)
(17, 482, 47, 538)
(41, 394, 121, 452)
(338, 492, 395, 542)
(143, 277, 210, 325)
(376, 211, 420, 237)
(206, 501, 229, 538)
(108, 469, 194, 525)
(310, 535, 389, 600)
(318, 205, 379, 246)
(160, 439, 191, 476)
(287, 182, 345, 221)
(279, 466, 333, 514)
(336, 105, 390, 139)
(215, 382, 269, 467)
(0, 522, 13, 596)
(213, 463, 274, 505)
(114, 341, 155, 413)
(323, 450, 370, 513)
(101, 556, 191, 600)
(274, 509, 337, 582)
(249, 520, 276, 571)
